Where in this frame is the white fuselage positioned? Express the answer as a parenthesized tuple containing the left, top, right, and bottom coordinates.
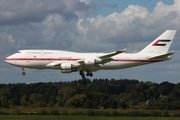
(5, 49, 164, 71)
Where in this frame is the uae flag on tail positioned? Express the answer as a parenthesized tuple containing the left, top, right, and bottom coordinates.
(152, 39, 171, 46)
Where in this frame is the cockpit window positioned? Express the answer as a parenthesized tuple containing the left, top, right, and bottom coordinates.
(17, 51, 21, 53)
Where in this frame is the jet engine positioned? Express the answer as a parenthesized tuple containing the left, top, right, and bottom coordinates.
(60, 63, 79, 73)
(84, 58, 102, 65)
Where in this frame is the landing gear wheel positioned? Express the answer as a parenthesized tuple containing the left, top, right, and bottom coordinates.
(90, 72, 93, 77)
(86, 71, 93, 77)
(86, 72, 90, 76)
(79, 70, 86, 79)
(22, 68, 25, 76)
(22, 72, 26, 76)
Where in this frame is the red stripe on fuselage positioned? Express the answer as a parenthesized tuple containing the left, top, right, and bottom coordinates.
(5, 58, 162, 63)
(5, 58, 80, 61)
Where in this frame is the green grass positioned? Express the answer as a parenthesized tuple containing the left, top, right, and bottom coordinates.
(0, 116, 180, 120)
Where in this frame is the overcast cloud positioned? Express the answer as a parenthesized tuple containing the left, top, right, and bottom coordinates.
(0, 0, 180, 83)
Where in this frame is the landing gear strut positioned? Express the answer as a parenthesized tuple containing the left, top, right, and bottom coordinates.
(22, 68, 26, 76)
(79, 70, 93, 79)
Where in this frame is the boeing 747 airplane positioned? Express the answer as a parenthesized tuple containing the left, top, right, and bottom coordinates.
(5, 30, 176, 79)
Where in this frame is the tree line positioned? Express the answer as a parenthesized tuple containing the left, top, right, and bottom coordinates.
(0, 78, 180, 110)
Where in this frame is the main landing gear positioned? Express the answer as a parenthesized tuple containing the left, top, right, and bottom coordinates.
(22, 68, 26, 76)
(79, 70, 93, 79)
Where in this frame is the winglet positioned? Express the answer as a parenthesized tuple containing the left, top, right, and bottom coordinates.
(122, 46, 131, 52)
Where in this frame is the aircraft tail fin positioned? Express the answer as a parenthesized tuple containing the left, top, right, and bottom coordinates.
(140, 30, 176, 54)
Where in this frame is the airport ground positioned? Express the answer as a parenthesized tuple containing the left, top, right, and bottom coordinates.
(0, 108, 180, 120)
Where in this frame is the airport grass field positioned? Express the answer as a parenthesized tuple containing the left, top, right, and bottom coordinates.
(0, 108, 180, 120)
(0, 116, 180, 120)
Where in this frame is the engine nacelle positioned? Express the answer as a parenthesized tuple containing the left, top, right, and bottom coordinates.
(84, 58, 102, 65)
(61, 63, 72, 70)
(60, 63, 79, 73)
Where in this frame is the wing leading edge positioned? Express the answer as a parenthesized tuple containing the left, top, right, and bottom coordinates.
(99, 46, 131, 59)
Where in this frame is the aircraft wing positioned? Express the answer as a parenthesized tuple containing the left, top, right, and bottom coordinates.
(99, 46, 131, 60)
(77, 46, 131, 71)
(46, 46, 131, 71)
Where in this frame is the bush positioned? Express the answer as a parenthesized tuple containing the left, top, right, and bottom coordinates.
(126, 111, 139, 117)
(110, 110, 119, 116)
(150, 111, 161, 117)
(61, 109, 68, 115)
(86, 110, 95, 116)
(85, 110, 110, 116)
(49, 109, 59, 115)
(11, 110, 21, 115)
(0, 111, 6, 115)
(71, 110, 83, 115)
(138, 111, 148, 117)
(39, 110, 49, 115)
(173, 113, 180, 117)
(98, 110, 110, 116)
(162, 111, 169, 117)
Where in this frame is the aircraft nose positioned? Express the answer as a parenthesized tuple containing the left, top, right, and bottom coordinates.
(5, 56, 10, 63)
(4, 55, 13, 64)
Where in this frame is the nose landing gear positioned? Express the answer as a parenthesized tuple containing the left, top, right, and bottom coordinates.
(22, 68, 26, 76)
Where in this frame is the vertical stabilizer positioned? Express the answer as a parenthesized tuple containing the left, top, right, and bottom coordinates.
(140, 30, 176, 54)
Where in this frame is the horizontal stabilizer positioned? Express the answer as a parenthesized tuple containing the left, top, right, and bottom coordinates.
(148, 52, 175, 60)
